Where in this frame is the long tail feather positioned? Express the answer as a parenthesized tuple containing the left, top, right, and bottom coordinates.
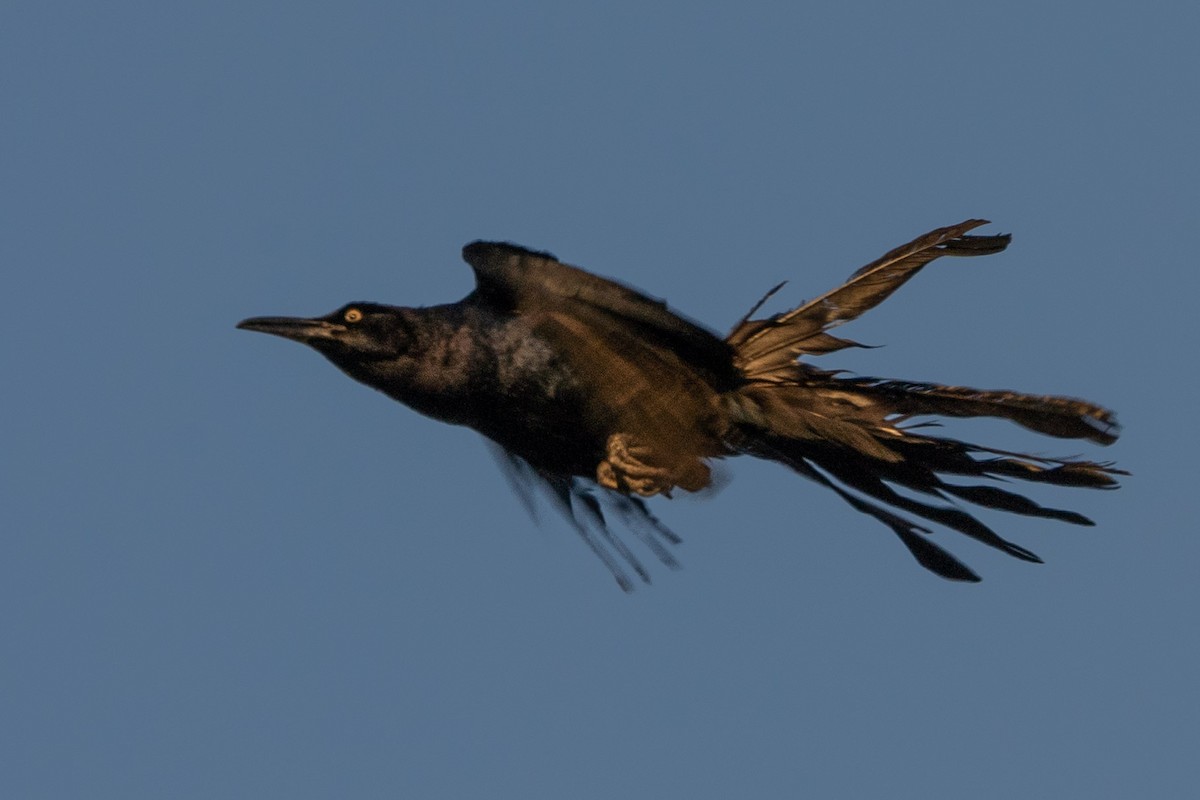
(800, 442, 1044, 563)
(723, 220, 1122, 581)
(744, 437, 982, 581)
(727, 375, 1123, 578)
(937, 484, 1094, 526)
(730, 219, 1011, 380)
(853, 379, 1120, 445)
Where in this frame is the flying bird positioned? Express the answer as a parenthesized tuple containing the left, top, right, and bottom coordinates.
(237, 220, 1122, 589)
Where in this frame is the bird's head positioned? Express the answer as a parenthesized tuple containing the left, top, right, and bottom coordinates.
(237, 303, 412, 370)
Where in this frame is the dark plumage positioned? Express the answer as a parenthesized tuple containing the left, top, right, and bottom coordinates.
(237, 220, 1123, 589)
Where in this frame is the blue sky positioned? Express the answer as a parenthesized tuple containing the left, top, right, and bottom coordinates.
(3, 2, 1197, 797)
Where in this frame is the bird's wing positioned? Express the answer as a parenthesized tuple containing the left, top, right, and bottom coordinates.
(534, 305, 727, 475)
(462, 241, 739, 389)
(486, 441, 682, 593)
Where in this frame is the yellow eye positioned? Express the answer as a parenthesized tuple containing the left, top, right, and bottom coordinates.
(344, 308, 363, 323)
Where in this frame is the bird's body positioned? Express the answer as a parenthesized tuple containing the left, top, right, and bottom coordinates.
(238, 220, 1122, 589)
(354, 301, 606, 476)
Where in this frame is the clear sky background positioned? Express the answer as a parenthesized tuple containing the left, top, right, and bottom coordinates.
(3, 2, 1197, 798)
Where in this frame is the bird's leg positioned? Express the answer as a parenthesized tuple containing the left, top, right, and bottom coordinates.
(596, 433, 710, 497)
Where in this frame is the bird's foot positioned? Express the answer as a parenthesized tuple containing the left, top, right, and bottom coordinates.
(596, 433, 709, 497)
(597, 434, 674, 497)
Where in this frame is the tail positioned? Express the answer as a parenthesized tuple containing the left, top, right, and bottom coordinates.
(724, 220, 1123, 581)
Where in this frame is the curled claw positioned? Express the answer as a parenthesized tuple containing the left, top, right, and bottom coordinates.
(597, 433, 711, 497)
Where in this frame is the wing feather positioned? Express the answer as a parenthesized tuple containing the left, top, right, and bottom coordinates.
(463, 241, 738, 388)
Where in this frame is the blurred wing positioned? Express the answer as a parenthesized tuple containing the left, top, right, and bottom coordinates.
(462, 241, 739, 389)
(485, 441, 682, 592)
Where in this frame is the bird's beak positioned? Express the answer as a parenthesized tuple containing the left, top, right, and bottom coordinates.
(236, 316, 344, 344)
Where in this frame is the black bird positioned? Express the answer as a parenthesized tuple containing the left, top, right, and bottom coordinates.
(237, 220, 1122, 589)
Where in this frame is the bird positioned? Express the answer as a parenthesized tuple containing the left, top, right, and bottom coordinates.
(237, 220, 1122, 590)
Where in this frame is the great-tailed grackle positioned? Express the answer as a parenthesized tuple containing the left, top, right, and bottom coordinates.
(238, 220, 1122, 590)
